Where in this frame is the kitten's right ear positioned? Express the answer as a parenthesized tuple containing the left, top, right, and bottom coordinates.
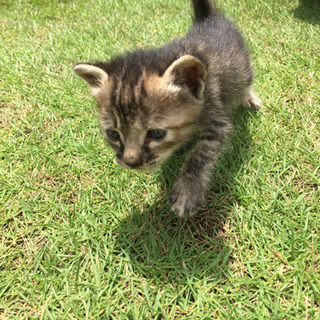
(73, 63, 108, 88)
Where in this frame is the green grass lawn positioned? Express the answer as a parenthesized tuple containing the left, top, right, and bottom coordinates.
(0, 0, 319, 318)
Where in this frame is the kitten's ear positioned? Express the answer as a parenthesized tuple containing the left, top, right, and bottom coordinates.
(73, 63, 108, 88)
(164, 54, 207, 99)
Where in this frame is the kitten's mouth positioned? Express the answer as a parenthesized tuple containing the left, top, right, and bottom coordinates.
(116, 159, 160, 171)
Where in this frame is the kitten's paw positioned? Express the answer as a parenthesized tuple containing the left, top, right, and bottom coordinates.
(243, 88, 262, 110)
(169, 181, 205, 218)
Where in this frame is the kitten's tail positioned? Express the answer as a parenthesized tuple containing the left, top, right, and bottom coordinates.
(191, 0, 220, 23)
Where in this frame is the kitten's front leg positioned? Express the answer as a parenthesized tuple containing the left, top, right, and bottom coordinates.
(170, 118, 231, 218)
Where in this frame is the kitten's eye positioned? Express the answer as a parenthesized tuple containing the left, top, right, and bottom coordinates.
(147, 129, 167, 140)
(106, 129, 120, 141)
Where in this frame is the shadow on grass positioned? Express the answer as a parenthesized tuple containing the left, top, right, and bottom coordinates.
(292, 0, 320, 25)
(113, 107, 260, 283)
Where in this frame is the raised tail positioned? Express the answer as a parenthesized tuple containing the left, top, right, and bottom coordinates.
(191, 0, 220, 23)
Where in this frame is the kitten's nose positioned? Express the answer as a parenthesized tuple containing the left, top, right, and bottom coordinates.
(123, 148, 142, 168)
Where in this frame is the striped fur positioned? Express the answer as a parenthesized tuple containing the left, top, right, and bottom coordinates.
(73, 0, 261, 217)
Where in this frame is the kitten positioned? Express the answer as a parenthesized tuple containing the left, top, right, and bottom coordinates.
(73, 0, 262, 218)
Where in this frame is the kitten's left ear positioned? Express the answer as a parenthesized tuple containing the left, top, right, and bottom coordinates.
(164, 54, 207, 99)
(73, 63, 108, 88)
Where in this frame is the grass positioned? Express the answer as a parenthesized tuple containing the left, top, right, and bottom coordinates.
(0, 0, 319, 318)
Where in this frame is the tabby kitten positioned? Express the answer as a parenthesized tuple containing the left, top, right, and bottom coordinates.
(73, 0, 261, 218)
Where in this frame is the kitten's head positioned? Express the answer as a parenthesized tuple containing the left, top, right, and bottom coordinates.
(73, 54, 206, 170)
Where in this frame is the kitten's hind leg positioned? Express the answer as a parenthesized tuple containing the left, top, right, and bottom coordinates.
(242, 87, 262, 110)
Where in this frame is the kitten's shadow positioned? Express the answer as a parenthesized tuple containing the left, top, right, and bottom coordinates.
(292, 0, 320, 25)
(113, 108, 260, 281)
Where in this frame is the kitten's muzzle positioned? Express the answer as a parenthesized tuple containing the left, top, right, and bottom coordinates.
(121, 147, 143, 169)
